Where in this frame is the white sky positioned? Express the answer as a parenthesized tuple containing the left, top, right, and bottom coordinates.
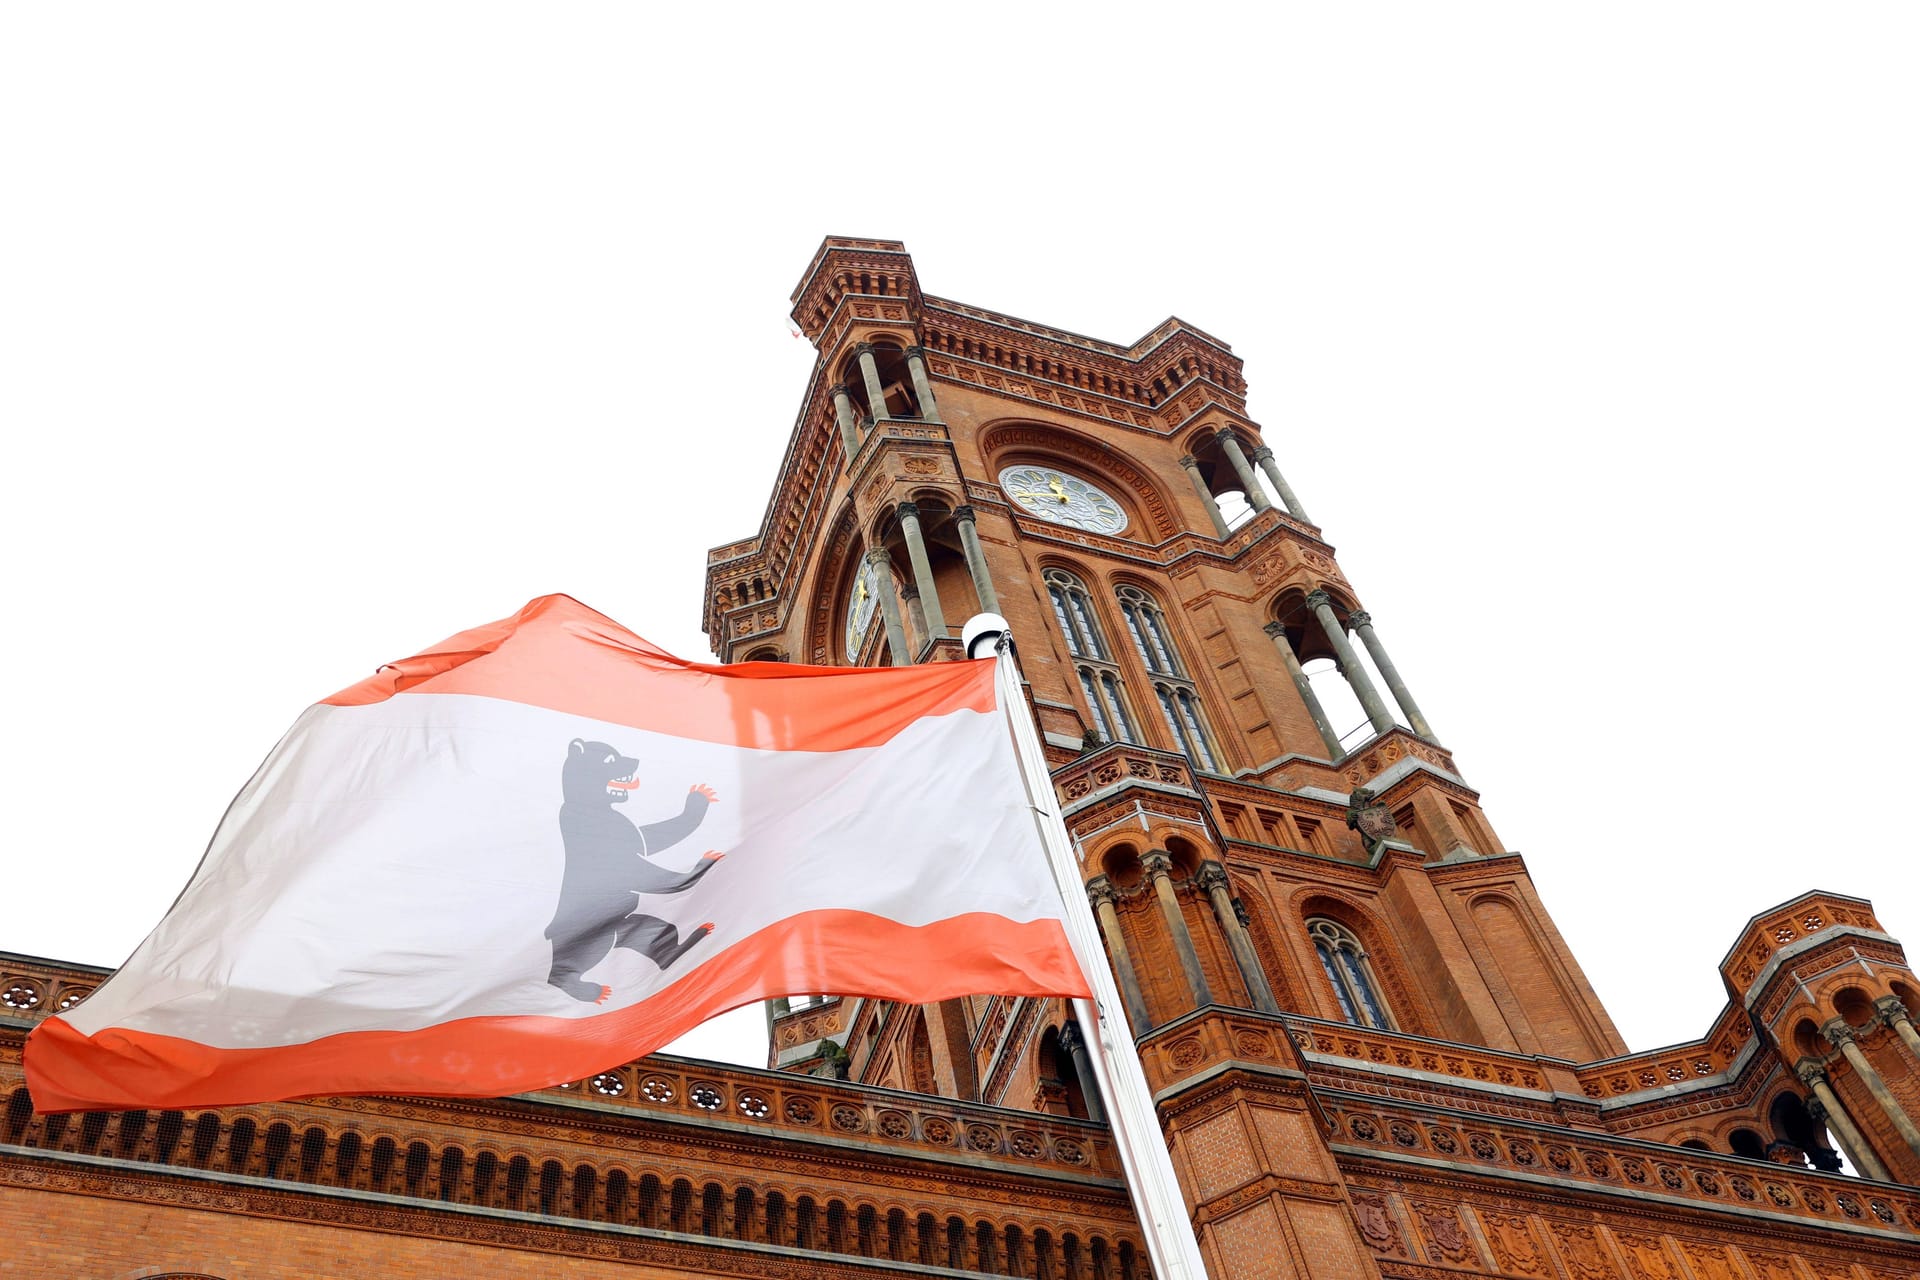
(3, 5, 1915, 1070)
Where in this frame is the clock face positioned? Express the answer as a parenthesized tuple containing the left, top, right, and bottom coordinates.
(998, 465, 1129, 535)
(844, 559, 881, 659)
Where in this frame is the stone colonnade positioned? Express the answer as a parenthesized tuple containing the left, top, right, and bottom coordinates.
(831, 344, 942, 466)
(1797, 997, 1920, 1182)
(861, 503, 997, 665)
(1180, 427, 1311, 533)
(1263, 590, 1435, 758)
(1085, 854, 1279, 1035)
(1794, 1000, 1920, 1180)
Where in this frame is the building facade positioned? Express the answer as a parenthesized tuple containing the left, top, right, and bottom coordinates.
(5, 237, 1920, 1277)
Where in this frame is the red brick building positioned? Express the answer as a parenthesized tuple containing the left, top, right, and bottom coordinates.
(5, 237, 1920, 1277)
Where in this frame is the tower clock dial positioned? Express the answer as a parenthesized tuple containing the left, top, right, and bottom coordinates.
(997, 465, 1128, 535)
(844, 558, 881, 659)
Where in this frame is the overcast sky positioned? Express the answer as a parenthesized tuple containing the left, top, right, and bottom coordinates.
(3, 5, 1915, 1069)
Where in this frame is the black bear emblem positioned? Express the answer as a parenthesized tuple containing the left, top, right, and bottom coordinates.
(545, 737, 724, 1004)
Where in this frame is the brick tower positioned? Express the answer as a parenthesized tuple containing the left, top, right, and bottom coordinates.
(5, 237, 1920, 1278)
(705, 236, 1920, 1275)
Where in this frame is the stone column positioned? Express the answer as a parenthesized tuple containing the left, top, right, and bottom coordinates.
(1348, 611, 1435, 740)
(1306, 590, 1394, 735)
(952, 505, 1001, 613)
(1178, 454, 1232, 539)
(1057, 1021, 1106, 1124)
(1143, 850, 1213, 1010)
(1824, 1018, 1920, 1164)
(1250, 445, 1311, 524)
(1196, 861, 1279, 1013)
(1877, 996, 1920, 1060)
(1263, 621, 1344, 759)
(866, 548, 912, 666)
(1216, 429, 1272, 513)
(830, 384, 861, 464)
(901, 583, 929, 649)
(904, 345, 942, 422)
(854, 343, 891, 422)
(1087, 875, 1153, 1032)
(895, 502, 948, 644)
(1798, 1060, 1893, 1181)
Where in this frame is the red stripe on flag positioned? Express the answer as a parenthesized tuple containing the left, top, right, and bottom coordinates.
(24, 910, 1088, 1112)
(320, 595, 995, 752)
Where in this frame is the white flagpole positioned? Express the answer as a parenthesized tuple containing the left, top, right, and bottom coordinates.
(966, 615, 1211, 1280)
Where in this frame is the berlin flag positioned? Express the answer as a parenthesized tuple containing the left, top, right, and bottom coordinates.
(25, 595, 1089, 1112)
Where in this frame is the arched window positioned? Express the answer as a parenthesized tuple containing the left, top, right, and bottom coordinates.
(1117, 585, 1220, 770)
(1044, 569, 1138, 746)
(1308, 918, 1392, 1029)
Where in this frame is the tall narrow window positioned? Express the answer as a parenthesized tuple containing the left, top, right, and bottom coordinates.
(1118, 585, 1221, 770)
(1044, 569, 1137, 745)
(1307, 918, 1392, 1029)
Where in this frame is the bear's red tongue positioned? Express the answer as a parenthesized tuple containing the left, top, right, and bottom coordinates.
(607, 778, 640, 791)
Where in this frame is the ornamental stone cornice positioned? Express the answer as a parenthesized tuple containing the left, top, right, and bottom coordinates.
(1343, 1165, 1920, 1269)
(1325, 1127, 1920, 1250)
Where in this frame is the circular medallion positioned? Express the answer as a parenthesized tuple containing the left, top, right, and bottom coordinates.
(998, 465, 1128, 534)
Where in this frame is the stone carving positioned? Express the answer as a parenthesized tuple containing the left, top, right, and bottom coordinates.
(1479, 1211, 1550, 1276)
(1548, 1221, 1618, 1280)
(1351, 1193, 1405, 1256)
(1412, 1203, 1475, 1264)
(1345, 786, 1396, 854)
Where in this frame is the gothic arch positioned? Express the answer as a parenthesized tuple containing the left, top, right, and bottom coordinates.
(978, 420, 1176, 539)
(1109, 578, 1230, 772)
(1291, 890, 1434, 1036)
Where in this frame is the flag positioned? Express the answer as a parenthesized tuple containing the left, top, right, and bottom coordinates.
(25, 595, 1088, 1112)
